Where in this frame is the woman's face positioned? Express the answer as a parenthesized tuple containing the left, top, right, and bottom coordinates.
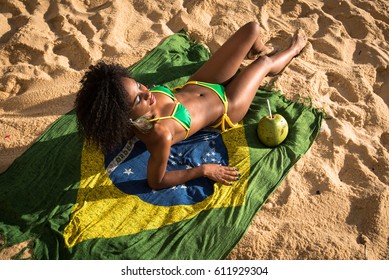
(122, 77, 156, 119)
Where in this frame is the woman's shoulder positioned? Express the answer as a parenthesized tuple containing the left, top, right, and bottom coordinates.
(138, 122, 173, 145)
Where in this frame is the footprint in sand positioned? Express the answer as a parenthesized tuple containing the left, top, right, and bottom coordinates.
(0, 15, 46, 66)
(381, 132, 389, 150)
(21, 0, 40, 14)
(338, 154, 371, 188)
(353, 42, 389, 67)
(52, 34, 92, 70)
(332, 13, 369, 40)
(45, 1, 100, 70)
(373, 66, 389, 106)
(350, 0, 389, 29)
(7, 41, 46, 65)
(304, 170, 335, 195)
(0, 0, 34, 46)
(0, 14, 30, 44)
(345, 140, 389, 185)
(322, 0, 370, 40)
(280, 0, 311, 18)
(326, 71, 359, 103)
(133, 0, 164, 22)
(310, 36, 345, 61)
(346, 188, 389, 259)
(273, 184, 292, 207)
(334, 106, 365, 127)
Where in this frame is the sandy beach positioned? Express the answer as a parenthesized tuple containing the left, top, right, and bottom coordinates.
(0, 0, 388, 259)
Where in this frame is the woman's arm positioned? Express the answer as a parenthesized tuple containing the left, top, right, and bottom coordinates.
(146, 129, 239, 190)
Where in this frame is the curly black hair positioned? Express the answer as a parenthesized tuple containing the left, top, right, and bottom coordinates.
(74, 62, 133, 154)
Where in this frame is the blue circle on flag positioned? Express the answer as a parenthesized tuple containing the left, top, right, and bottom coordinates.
(104, 130, 229, 206)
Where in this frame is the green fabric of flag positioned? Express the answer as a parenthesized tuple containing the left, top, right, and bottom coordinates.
(0, 31, 323, 259)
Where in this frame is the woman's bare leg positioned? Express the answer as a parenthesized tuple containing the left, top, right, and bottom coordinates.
(226, 28, 307, 123)
(189, 22, 267, 84)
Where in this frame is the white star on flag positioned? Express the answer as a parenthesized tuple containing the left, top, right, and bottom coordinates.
(123, 168, 134, 175)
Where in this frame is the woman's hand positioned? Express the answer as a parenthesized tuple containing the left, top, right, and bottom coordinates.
(202, 164, 241, 185)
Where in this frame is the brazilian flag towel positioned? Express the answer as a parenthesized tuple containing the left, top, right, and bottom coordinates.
(0, 31, 323, 259)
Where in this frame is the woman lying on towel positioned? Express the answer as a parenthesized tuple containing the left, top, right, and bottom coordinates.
(74, 21, 307, 190)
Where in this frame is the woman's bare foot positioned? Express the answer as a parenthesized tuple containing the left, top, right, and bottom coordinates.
(265, 28, 308, 76)
(291, 27, 307, 57)
(246, 33, 274, 60)
(246, 44, 274, 60)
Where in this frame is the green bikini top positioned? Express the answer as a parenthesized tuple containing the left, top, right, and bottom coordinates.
(148, 85, 191, 138)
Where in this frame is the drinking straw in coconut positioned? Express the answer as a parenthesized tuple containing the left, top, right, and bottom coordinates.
(267, 99, 273, 118)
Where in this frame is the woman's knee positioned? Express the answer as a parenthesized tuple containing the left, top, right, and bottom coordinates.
(242, 21, 260, 38)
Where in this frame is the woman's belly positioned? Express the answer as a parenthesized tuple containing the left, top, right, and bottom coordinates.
(175, 85, 226, 135)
